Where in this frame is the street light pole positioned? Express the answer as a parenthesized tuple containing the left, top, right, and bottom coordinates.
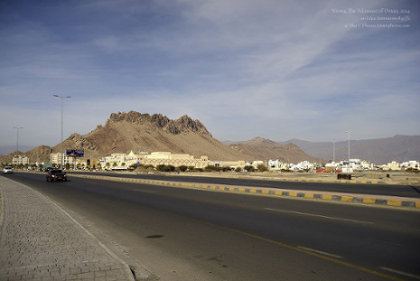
(13, 126, 24, 155)
(53, 95, 71, 169)
(345, 130, 351, 161)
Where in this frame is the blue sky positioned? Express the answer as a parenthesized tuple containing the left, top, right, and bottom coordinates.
(1, 0, 419, 148)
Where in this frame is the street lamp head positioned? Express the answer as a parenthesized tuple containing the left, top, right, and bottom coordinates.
(53, 94, 71, 99)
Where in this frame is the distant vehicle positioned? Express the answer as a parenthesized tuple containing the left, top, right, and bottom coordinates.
(46, 169, 67, 182)
(2, 166, 13, 174)
(45, 167, 54, 172)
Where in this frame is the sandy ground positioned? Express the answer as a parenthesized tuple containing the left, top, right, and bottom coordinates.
(171, 170, 420, 186)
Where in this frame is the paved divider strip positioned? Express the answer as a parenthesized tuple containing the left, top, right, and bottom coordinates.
(70, 174, 420, 209)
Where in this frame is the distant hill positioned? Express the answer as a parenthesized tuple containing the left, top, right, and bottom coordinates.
(229, 137, 323, 163)
(282, 135, 420, 164)
(0, 146, 53, 164)
(0, 145, 34, 155)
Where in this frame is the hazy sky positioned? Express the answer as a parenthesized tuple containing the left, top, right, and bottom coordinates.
(1, 0, 419, 148)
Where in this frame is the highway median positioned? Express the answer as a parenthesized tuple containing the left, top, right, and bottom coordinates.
(68, 173, 420, 210)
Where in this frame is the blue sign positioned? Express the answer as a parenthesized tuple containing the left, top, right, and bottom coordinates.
(66, 149, 84, 157)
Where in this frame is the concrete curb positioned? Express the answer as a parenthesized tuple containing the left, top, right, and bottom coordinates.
(70, 174, 420, 209)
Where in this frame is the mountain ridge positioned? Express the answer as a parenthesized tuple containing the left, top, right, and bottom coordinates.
(280, 135, 420, 164)
(229, 137, 322, 163)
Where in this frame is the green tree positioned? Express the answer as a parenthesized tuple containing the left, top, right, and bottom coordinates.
(257, 164, 268, 172)
(244, 165, 255, 172)
(178, 165, 188, 172)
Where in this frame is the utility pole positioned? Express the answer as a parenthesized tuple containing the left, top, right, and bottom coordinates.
(53, 95, 71, 169)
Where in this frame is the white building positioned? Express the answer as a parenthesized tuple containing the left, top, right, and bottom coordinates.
(401, 161, 420, 170)
(290, 161, 315, 171)
(268, 160, 290, 171)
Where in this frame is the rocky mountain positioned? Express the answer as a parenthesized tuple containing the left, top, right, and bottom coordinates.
(1, 111, 327, 164)
(71, 111, 251, 160)
(1, 111, 252, 162)
(229, 137, 323, 163)
(283, 135, 420, 164)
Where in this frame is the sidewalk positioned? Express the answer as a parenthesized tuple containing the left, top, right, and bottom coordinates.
(0, 176, 135, 281)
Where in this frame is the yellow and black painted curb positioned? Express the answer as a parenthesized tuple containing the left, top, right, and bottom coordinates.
(70, 174, 420, 209)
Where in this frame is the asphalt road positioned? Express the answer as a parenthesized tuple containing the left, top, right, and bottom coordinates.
(3, 172, 420, 281)
(69, 171, 420, 198)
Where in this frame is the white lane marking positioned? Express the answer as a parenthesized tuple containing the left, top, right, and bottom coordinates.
(297, 246, 343, 259)
(264, 208, 374, 225)
(381, 267, 420, 280)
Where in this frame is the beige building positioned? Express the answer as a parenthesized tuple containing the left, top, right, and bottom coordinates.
(50, 153, 76, 166)
(381, 161, 401, 171)
(99, 151, 210, 169)
(140, 152, 208, 168)
(12, 155, 29, 165)
(50, 153, 96, 168)
(209, 160, 246, 169)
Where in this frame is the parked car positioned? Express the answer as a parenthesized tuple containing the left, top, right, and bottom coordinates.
(2, 166, 13, 174)
(46, 169, 67, 182)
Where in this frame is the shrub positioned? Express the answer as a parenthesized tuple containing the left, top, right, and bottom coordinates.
(205, 165, 221, 172)
(156, 164, 175, 172)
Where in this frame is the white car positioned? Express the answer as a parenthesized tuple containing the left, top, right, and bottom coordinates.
(3, 167, 13, 174)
